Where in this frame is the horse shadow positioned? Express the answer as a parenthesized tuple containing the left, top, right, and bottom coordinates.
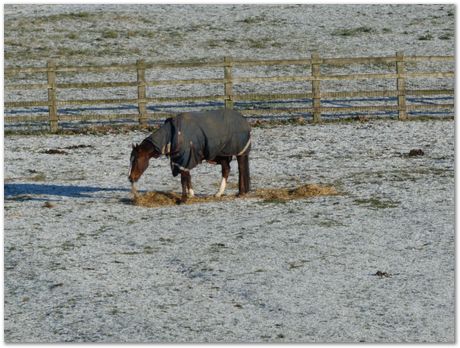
(4, 183, 131, 201)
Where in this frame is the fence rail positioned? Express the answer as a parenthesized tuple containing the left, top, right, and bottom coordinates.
(4, 52, 455, 132)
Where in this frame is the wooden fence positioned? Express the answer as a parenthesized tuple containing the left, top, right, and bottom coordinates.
(4, 51, 455, 132)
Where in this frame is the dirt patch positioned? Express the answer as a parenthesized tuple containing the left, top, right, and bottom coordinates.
(374, 271, 392, 278)
(63, 144, 94, 150)
(408, 149, 425, 157)
(41, 149, 68, 155)
(40, 144, 94, 155)
(132, 184, 338, 207)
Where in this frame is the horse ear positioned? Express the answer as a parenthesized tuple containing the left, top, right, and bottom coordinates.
(132, 143, 136, 149)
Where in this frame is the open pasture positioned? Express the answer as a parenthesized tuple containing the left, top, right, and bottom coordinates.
(3, 3, 455, 342)
(4, 120, 454, 342)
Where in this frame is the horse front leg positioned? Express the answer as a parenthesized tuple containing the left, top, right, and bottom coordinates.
(180, 170, 194, 203)
(186, 174, 194, 198)
(215, 156, 231, 197)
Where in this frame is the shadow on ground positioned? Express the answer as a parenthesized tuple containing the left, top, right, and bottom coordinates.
(4, 183, 130, 200)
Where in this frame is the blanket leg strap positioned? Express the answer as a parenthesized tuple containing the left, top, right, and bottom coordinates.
(237, 137, 251, 156)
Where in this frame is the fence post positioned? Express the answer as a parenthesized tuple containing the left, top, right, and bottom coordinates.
(396, 51, 407, 120)
(47, 60, 58, 132)
(224, 57, 233, 110)
(311, 52, 321, 123)
(137, 59, 148, 126)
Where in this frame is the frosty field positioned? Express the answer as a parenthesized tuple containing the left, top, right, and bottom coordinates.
(3, 119, 454, 343)
(3, 3, 455, 343)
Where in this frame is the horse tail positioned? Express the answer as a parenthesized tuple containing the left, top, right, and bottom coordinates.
(237, 153, 250, 195)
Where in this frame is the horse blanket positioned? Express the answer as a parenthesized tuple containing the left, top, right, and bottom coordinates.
(148, 109, 251, 177)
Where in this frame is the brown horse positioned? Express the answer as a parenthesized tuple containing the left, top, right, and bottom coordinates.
(129, 110, 251, 203)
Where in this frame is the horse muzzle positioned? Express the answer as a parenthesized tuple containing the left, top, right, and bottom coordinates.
(128, 175, 137, 183)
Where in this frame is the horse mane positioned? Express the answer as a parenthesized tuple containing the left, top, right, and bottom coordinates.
(141, 120, 173, 157)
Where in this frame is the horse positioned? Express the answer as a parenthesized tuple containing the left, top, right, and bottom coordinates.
(128, 109, 251, 203)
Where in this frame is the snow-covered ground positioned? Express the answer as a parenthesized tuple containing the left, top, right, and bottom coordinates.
(4, 119, 454, 342)
(4, 4, 455, 66)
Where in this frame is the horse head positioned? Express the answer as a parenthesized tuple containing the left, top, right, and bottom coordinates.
(128, 143, 151, 183)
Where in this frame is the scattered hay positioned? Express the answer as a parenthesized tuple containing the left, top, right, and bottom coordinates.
(131, 183, 139, 198)
(254, 184, 338, 203)
(42, 201, 55, 208)
(133, 190, 235, 207)
(132, 183, 338, 208)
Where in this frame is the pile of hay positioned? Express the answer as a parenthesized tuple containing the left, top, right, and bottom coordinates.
(132, 183, 337, 207)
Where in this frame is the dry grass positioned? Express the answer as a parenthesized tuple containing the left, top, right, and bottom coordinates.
(132, 183, 338, 207)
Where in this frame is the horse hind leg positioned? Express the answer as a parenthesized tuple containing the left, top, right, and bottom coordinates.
(236, 154, 250, 196)
(180, 171, 194, 203)
(215, 157, 231, 197)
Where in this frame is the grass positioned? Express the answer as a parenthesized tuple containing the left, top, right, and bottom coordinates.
(316, 218, 344, 227)
(288, 260, 307, 270)
(206, 39, 221, 48)
(27, 12, 94, 24)
(101, 30, 118, 39)
(209, 243, 227, 253)
(332, 26, 376, 37)
(61, 241, 75, 251)
(143, 246, 158, 254)
(57, 46, 94, 57)
(236, 15, 267, 24)
(353, 197, 400, 209)
(66, 32, 79, 40)
(49, 12, 92, 20)
(439, 33, 453, 40)
(418, 33, 434, 40)
(29, 173, 47, 182)
(247, 37, 283, 49)
(127, 30, 156, 39)
(259, 197, 288, 204)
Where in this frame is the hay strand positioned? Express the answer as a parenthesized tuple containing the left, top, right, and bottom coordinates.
(131, 183, 139, 198)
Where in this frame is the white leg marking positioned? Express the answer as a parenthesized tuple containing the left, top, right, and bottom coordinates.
(215, 178, 227, 197)
(187, 188, 195, 198)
